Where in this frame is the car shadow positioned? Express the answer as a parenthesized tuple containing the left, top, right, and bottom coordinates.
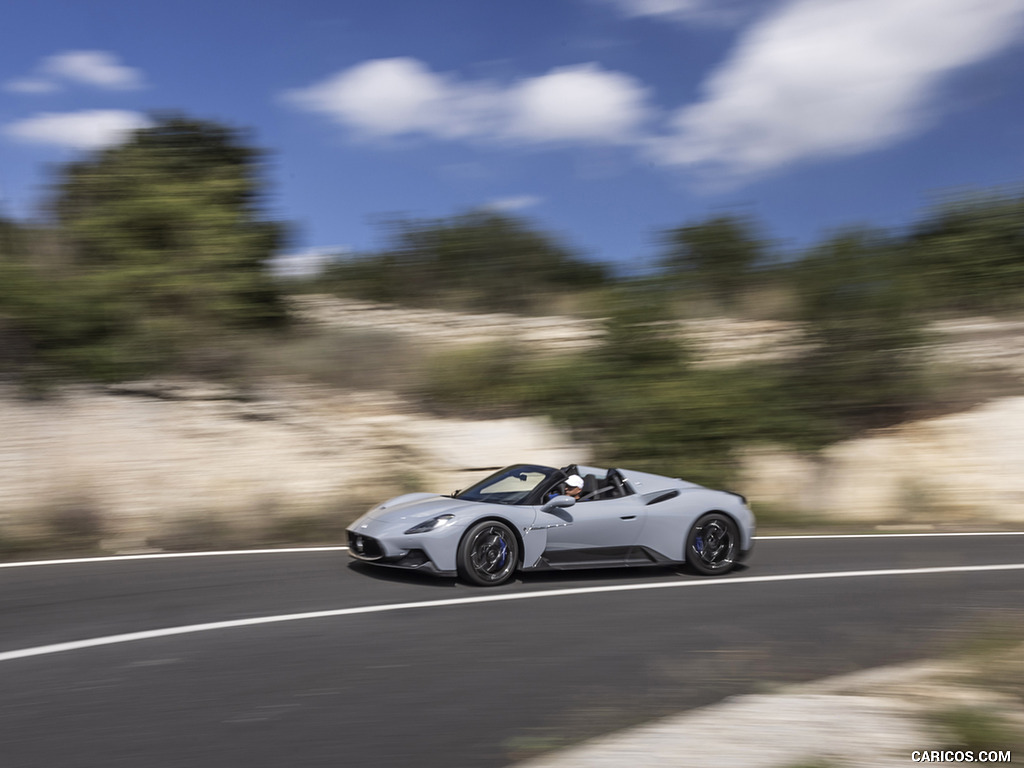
(514, 565, 681, 587)
(347, 559, 751, 589)
(516, 560, 751, 585)
(346, 561, 459, 588)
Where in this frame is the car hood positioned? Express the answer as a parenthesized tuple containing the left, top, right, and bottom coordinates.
(358, 493, 480, 525)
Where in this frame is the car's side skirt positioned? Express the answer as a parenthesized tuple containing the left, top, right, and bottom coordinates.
(528, 545, 679, 571)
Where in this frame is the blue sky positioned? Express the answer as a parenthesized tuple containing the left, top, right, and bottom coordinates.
(2, 0, 1023, 274)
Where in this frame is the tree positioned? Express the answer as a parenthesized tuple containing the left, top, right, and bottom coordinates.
(784, 228, 929, 444)
(0, 215, 27, 259)
(660, 215, 766, 309)
(323, 210, 608, 313)
(905, 192, 1024, 312)
(1, 116, 287, 380)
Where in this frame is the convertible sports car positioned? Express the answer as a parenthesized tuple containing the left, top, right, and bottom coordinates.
(347, 463, 755, 586)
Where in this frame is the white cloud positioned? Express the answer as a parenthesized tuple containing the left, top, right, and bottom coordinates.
(43, 50, 146, 90)
(3, 50, 145, 93)
(595, 0, 751, 25)
(654, 0, 1024, 176)
(285, 58, 651, 146)
(599, 0, 706, 19)
(286, 0, 1024, 178)
(485, 195, 544, 212)
(268, 247, 348, 279)
(622, 0, 703, 13)
(3, 77, 59, 94)
(4, 110, 151, 150)
(507, 65, 651, 143)
(285, 58, 498, 139)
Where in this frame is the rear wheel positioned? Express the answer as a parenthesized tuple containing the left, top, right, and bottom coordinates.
(686, 512, 739, 575)
(457, 521, 519, 586)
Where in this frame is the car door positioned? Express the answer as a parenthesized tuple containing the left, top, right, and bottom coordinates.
(537, 495, 646, 567)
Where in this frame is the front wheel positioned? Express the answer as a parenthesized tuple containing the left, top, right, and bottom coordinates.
(457, 521, 519, 586)
(686, 512, 739, 575)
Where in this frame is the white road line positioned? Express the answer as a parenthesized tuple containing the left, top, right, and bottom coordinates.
(0, 547, 348, 569)
(2, 531, 1021, 570)
(755, 531, 1024, 540)
(3, 562, 1023, 664)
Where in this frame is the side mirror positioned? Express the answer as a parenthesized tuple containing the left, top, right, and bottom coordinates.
(541, 494, 576, 513)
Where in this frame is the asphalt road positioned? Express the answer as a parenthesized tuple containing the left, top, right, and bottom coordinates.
(2, 534, 1023, 768)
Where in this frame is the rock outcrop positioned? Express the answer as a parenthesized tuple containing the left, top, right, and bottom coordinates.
(739, 396, 1024, 524)
(0, 381, 585, 547)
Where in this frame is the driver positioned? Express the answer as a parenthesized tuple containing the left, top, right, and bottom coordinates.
(550, 474, 585, 501)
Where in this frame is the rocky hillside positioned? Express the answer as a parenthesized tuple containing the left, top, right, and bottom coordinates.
(288, 294, 806, 366)
(290, 296, 1024, 525)
(3, 297, 1023, 553)
(290, 295, 1024, 371)
(740, 396, 1024, 525)
(0, 380, 585, 550)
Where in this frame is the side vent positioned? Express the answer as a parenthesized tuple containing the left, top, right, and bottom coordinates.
(642, 489, 680, 506)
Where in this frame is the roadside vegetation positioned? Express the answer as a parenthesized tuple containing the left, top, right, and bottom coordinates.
(2, 115, 1024, 495)
(0, 116, 285, 385)
(928, 620, 1024, 757)
(0, 494, 376, 560)
(304, 209, 608, 315)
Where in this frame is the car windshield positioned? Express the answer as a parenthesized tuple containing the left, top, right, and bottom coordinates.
(455, 465, 558, 505)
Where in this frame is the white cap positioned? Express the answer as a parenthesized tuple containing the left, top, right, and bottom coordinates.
(565, 474, 584, 489)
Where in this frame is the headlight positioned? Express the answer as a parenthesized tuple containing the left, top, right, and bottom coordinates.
(404, 514, 456, 535)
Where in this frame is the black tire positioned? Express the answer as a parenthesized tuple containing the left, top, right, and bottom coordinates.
(686, 512, 739, 575)
(457, 520, 519, 586)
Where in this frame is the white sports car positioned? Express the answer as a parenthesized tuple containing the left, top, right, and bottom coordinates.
(347, 463, 755, 586)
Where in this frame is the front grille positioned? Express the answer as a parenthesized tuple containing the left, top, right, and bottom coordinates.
(347, 532, 384, 560)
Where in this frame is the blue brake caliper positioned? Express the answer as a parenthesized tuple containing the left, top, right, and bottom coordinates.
(496, 537, 508, 567)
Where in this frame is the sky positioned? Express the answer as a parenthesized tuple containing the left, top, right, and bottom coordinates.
(2, 0, 1024, 275)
